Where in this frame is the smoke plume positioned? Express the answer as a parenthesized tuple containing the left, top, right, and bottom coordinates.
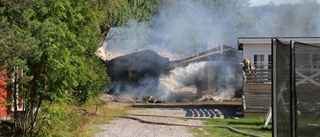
(106, 0, 320, 52)
(251, 0, 320, 37)
(104, 0, 320, 101)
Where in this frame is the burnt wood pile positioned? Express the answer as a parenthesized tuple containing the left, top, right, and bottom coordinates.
(141, 96, 161, 103)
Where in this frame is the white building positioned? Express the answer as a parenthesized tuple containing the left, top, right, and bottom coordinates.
(237, 37, 320, 117)
(238, 37, 320, 70)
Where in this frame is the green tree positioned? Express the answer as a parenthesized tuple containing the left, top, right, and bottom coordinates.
(102, 0, 163, 34)
(0, 0, 110, 135)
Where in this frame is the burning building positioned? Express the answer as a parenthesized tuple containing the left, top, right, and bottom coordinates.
(105, 49, 169, 96)
(100, 44, 243, 102)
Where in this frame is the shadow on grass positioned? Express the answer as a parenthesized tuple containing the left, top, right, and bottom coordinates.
(228, 121, 269, 126)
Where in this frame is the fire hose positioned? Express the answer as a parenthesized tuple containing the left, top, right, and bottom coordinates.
(117, 115, 262, 137)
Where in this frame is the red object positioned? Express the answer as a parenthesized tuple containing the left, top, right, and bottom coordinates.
(0, 67, 27, 118)
(0, 69, 8, 118)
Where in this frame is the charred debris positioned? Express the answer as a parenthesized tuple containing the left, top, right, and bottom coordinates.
(105, 45, 243, 103)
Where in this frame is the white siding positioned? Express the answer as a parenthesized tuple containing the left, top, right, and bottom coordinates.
(242, 43, 271, 62)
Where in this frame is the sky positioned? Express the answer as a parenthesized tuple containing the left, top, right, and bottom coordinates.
(249, 0, 320, 6)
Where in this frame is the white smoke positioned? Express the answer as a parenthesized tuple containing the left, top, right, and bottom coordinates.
(212, 87, 236, 101)
(105, 0, 236, 59)
(250, 0, 319, 6)
(251, 1, 320, 37)
(157, 62, 207, 101)
(104, 0, 320, 101)
(105, 0, 320, 52)
(169, 62, 207, 87)
(158, 61, 241, 101)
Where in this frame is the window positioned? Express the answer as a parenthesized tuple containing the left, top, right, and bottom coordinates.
(251, 52, 271, 70)
(251, 52, 272, 83)
(254, 55, 264, 69)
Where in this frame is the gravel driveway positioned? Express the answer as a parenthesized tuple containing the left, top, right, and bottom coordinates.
(95, 116, 203, 137)
(95, 104, 239, 137)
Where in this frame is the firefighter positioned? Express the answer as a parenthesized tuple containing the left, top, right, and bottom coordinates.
(243, 59, 255, 83)
(243, 58, 255, 71)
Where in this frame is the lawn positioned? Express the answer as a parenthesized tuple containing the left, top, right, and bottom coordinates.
(190, 117, 272, 137)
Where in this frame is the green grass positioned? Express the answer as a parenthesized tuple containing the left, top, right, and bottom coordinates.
(202, 117, 272, 137)
(46, 102, 134, 137)
(80, 102, 136, 136)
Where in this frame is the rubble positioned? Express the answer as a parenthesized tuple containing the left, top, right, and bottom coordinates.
(143, 96, 161, 103)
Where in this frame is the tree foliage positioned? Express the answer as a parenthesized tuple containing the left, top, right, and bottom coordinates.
(0, 0, 110, 135)
(102, 0, 163, 34)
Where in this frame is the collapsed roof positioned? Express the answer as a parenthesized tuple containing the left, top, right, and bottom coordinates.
(106, 49, 169, 94)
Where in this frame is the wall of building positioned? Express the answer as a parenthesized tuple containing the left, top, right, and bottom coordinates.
(0, 69, 8, 118)
(242, 43, 271, 61)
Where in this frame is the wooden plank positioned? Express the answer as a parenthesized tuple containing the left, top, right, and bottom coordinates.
(245, 91, 270, 94)
(246, 108, 270, 112)
(246, 102, 271, 105)
(245, 90, 271, 92)
(244, 84, 271, 89)
(246, 90, 270, 92)
(246, 76, 271, 79)
(244, 89, 271, 92)
(246, 103, 270, 107)
(245, 89, 271, 94)
(246, 73, 271, 76)
(245, 69, 271, 73)
(246, 101, 270, 104)
(244, 109, 269, 117)
(246, 105, 270, 109)
(245, 80, 271, 83)
(245, 108, 269, 111)
(246, 100, 271, 105)
(246, 100, 271, 103)
(246, 99, 271, 102)
(245, 88, 271, 91)
(245, 95, 271, 99)
(246, 102, 271, 106)
(245, 93, 270, 96)
(243, 82, 272, 117)
(245, 94, 271, 98)
(245, 96, 271, 99)
(246, 103, 271, 106)
(245, 89, 271, 91)
(246, 104, 271, 108)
